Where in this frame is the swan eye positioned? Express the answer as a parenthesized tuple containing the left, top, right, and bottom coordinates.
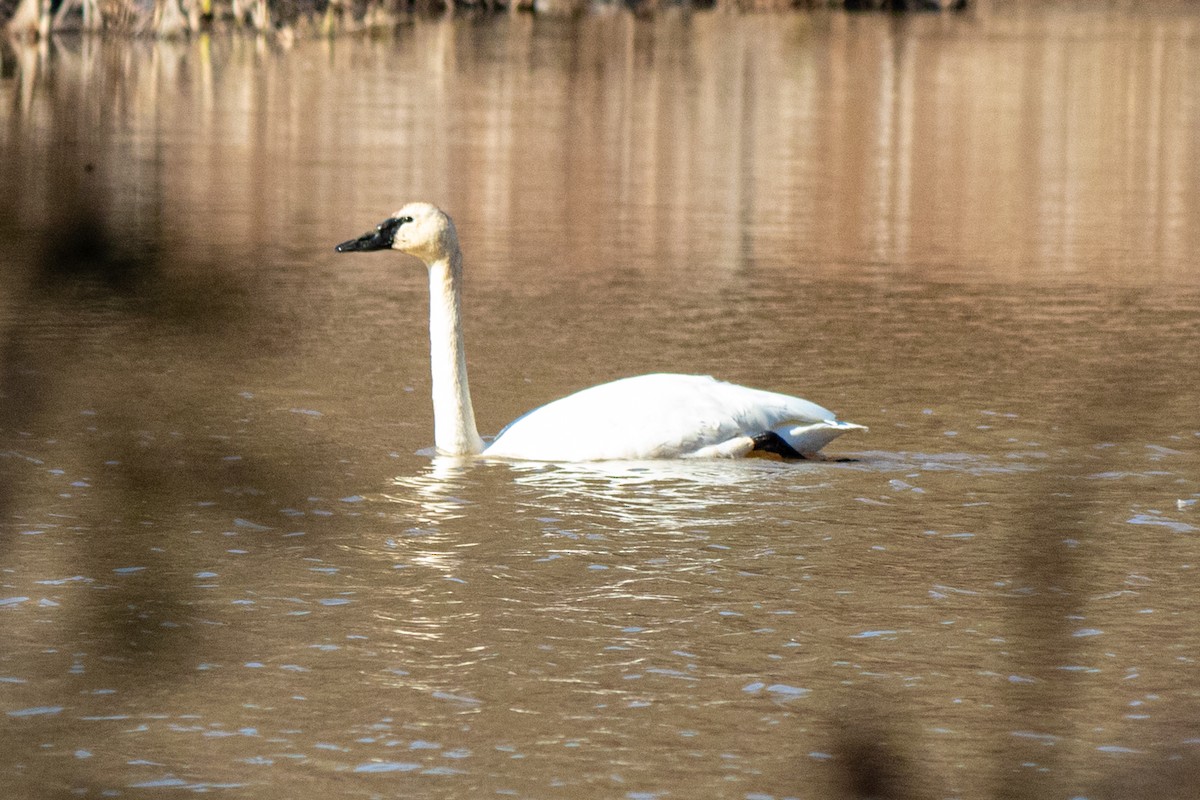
(398, 216, 414, 225)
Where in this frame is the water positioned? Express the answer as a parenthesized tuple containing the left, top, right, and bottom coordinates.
(2, 6, 1200, 799)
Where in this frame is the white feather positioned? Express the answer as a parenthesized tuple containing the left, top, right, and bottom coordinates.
(485, 373, 859, 460)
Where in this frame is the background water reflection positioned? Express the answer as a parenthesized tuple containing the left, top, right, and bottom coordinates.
(2, 5, 1200, 800)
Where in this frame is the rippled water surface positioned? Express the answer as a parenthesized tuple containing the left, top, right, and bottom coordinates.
(2, 6, 1199, 799)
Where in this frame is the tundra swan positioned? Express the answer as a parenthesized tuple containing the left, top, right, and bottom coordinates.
(335, 203, 865, 461)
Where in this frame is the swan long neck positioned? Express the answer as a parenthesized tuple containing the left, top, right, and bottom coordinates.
(426, 248, 485, 456)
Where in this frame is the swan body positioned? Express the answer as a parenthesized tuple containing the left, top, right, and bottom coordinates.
(336, 203, 865, 462)
(485, 373, 862, 460)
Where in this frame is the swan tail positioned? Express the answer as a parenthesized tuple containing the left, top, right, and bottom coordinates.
(776, 420, 867, 457)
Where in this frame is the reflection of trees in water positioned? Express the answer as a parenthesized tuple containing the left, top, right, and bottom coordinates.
(4, 11, 1196, 285)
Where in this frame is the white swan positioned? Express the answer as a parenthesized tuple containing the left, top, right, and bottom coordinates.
(335, 203, 866, 461)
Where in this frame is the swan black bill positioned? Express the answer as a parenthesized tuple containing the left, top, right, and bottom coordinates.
(334, 217, 405, 253)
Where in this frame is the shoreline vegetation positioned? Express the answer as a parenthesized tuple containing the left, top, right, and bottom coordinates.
(1, 0, 966, 40)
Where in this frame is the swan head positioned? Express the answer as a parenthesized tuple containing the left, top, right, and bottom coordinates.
(335, 202, 459, 264)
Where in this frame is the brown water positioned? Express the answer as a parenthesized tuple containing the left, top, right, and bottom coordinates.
(2, 6, 1199, 799)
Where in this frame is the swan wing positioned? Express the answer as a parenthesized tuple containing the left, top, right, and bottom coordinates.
(483, 373, 857, 461)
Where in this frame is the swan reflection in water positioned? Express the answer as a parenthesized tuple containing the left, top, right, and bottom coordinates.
(385, 454, 845, 535)
(379, 448, 1023, 545)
